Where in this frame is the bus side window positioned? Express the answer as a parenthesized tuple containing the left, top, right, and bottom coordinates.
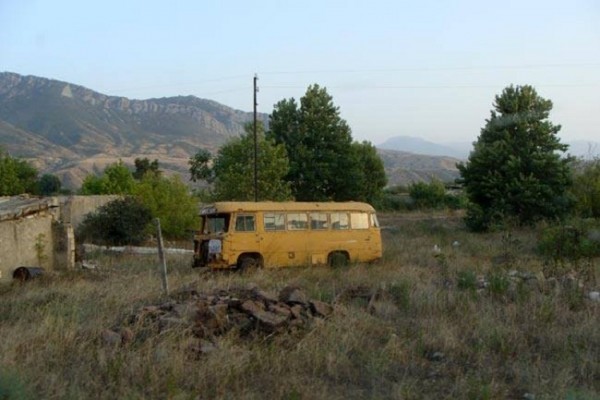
(235, 214, 255, 232)
(287, 213, 308, 230)
(370, 213, 380, 228)
(350, 212, 369, 229)
(330, 212, 349, 230)
(264, 213, 285, 231)
(310, 213, 328, 230)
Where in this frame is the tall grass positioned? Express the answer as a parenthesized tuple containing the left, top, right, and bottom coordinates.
(0, 214, 598, 399)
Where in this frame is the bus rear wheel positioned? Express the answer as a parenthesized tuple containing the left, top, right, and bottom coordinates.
(328, 251, 349, 267)
(238, 255, 261, 272)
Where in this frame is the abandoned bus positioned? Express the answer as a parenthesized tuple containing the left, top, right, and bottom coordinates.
(192, 202, 382, 270)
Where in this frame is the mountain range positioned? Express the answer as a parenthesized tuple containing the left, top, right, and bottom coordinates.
(0, 72, 465, 188)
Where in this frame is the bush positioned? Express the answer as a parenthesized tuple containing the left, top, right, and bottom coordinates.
(538, 222, 600, 264)
(408, 179, 446, 209)
(77, 197, 153, 246)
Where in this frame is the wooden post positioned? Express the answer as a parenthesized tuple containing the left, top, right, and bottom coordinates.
(155, 218, 169, 295)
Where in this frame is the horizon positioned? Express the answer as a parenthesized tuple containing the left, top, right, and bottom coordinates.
(1, 0, 599, 145)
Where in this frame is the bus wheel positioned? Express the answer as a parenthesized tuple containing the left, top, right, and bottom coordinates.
(239, 255, 260, 272)
(328, 251, 349, 268)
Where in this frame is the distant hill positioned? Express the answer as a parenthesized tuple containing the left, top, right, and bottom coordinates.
(0, 72, 267, 188)
(1, 72, 464, 188)
(378, 136, 467, 159)
(377, 149, 461, 186)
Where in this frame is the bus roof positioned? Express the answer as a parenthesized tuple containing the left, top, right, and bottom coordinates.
(200, 201, 376, 214)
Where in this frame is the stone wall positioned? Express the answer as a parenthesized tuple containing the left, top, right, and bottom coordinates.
(0, 211, 55, 281)
(60, 195, 120, 229)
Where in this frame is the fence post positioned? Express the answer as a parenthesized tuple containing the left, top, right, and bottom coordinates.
(155, 218, 169, 295)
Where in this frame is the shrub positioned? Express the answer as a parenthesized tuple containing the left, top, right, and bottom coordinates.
(408, 179, 447, 209)
(538, 222, 600, 263)
(77, 197, 153, 246)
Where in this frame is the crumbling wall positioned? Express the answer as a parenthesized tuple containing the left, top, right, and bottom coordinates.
(60, 195, 120, 229)
(0, 212, 55, 281)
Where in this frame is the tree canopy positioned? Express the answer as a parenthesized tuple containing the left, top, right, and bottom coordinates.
(268, 84, 386, 203)
(457, 85, 572, 231)
(80, 160, 136, 195)
(210, 122, 292, 201)
(0, 149, 38, 196)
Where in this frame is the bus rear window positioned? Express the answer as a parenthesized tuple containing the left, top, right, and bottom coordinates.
(350, 212, 369, 229)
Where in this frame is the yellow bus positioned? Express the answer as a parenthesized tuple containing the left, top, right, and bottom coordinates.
(192, 201, 382, 270)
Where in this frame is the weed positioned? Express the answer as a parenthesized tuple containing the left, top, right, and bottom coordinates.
(457, 269, 478, 291)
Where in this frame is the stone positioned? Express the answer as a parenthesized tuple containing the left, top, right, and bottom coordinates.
(158, 316, 186, 332)
(252, 310, 288, 329)
(279, 286, 308, 305)
(588, 291, 600, 302)
(309, 300, 334, 317)
(241, 299, 265, 314)
(290, 304, 304, 319)
(254, 289, 279, 304)
(269, 303, 292, 318)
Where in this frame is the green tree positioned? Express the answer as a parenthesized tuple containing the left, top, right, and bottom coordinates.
(134, 174, 198, 239)
(268, 84, 386, 202)
(352, 141, 388, 204)
(188, 148, 213, 182)
(409, 179, 447, 209)
(570, 158, 600, 218)
(38, 174, 62, 196)
(0, 149, 38, 195)
(133, 158, 160, 180)
(76, 197, 152, 246)
(80, 160, 136, 195)
(212, 122, 292, 201)
(457, 85, 572, 231)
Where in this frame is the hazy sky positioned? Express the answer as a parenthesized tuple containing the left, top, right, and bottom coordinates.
(1, 0, 599, 145)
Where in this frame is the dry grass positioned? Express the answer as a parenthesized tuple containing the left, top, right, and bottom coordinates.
(1, 213, 599, 399)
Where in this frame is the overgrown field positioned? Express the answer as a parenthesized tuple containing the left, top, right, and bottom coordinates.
(1, 213, 599, 399)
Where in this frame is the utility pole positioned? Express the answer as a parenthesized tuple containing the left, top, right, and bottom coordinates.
(253, 74, 258, 202)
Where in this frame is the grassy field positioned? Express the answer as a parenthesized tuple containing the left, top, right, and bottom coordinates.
(1, 212, 599, 399)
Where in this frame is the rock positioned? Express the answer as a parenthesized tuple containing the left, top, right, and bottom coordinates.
(290, 304, 304, 319)
(252, 310, 288, 329)
(241, 299, 265, 315)
(310, 300, 334, 317)
(425, 351, 445, 362)
(279, 286, 308, 304)
(101, 329, 122, 347)
(269, 303, 292, 318)
(588, 291, 600, 302)
(522, 393, 535, 400)
(254, 289, 279, 304)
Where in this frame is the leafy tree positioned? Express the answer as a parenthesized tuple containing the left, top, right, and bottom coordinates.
(268, 84, 386, 202)
(188, 148, 213, 183)
(212, 122, 292, 201)
(457, 85, 572, 231)
(409, 179, 447, 209)
(38, 174, 62, 196)
(80, 160, 136, 195)
(134, 173, 198, 239)
(570, 158, 600, 218)
(352, 141, 388, 204)
(76, 197, 152, 246)
(133, 158, 160, 180)
(0, 149, 38, 195)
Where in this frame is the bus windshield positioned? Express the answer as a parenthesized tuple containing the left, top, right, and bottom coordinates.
(202, 213, 230, 234)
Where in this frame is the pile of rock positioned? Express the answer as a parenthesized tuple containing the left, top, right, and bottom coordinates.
(102, 285, 334, 347)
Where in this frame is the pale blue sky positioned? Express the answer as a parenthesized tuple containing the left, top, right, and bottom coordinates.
(1, 0, 599, 145)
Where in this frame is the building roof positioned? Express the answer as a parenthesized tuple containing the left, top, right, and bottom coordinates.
(0, 196, 56, 222)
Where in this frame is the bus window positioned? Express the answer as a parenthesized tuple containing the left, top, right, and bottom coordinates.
(310, 213, 328, 230)
(350, 212, 369, 229)
(287, 213, 308, 230)
(264, 213, 285, 231)
(370, 213, 380, 228)
(235, 214, 255, 232)
(203, 213, 230, 233)
(330, 212, 349, 230)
